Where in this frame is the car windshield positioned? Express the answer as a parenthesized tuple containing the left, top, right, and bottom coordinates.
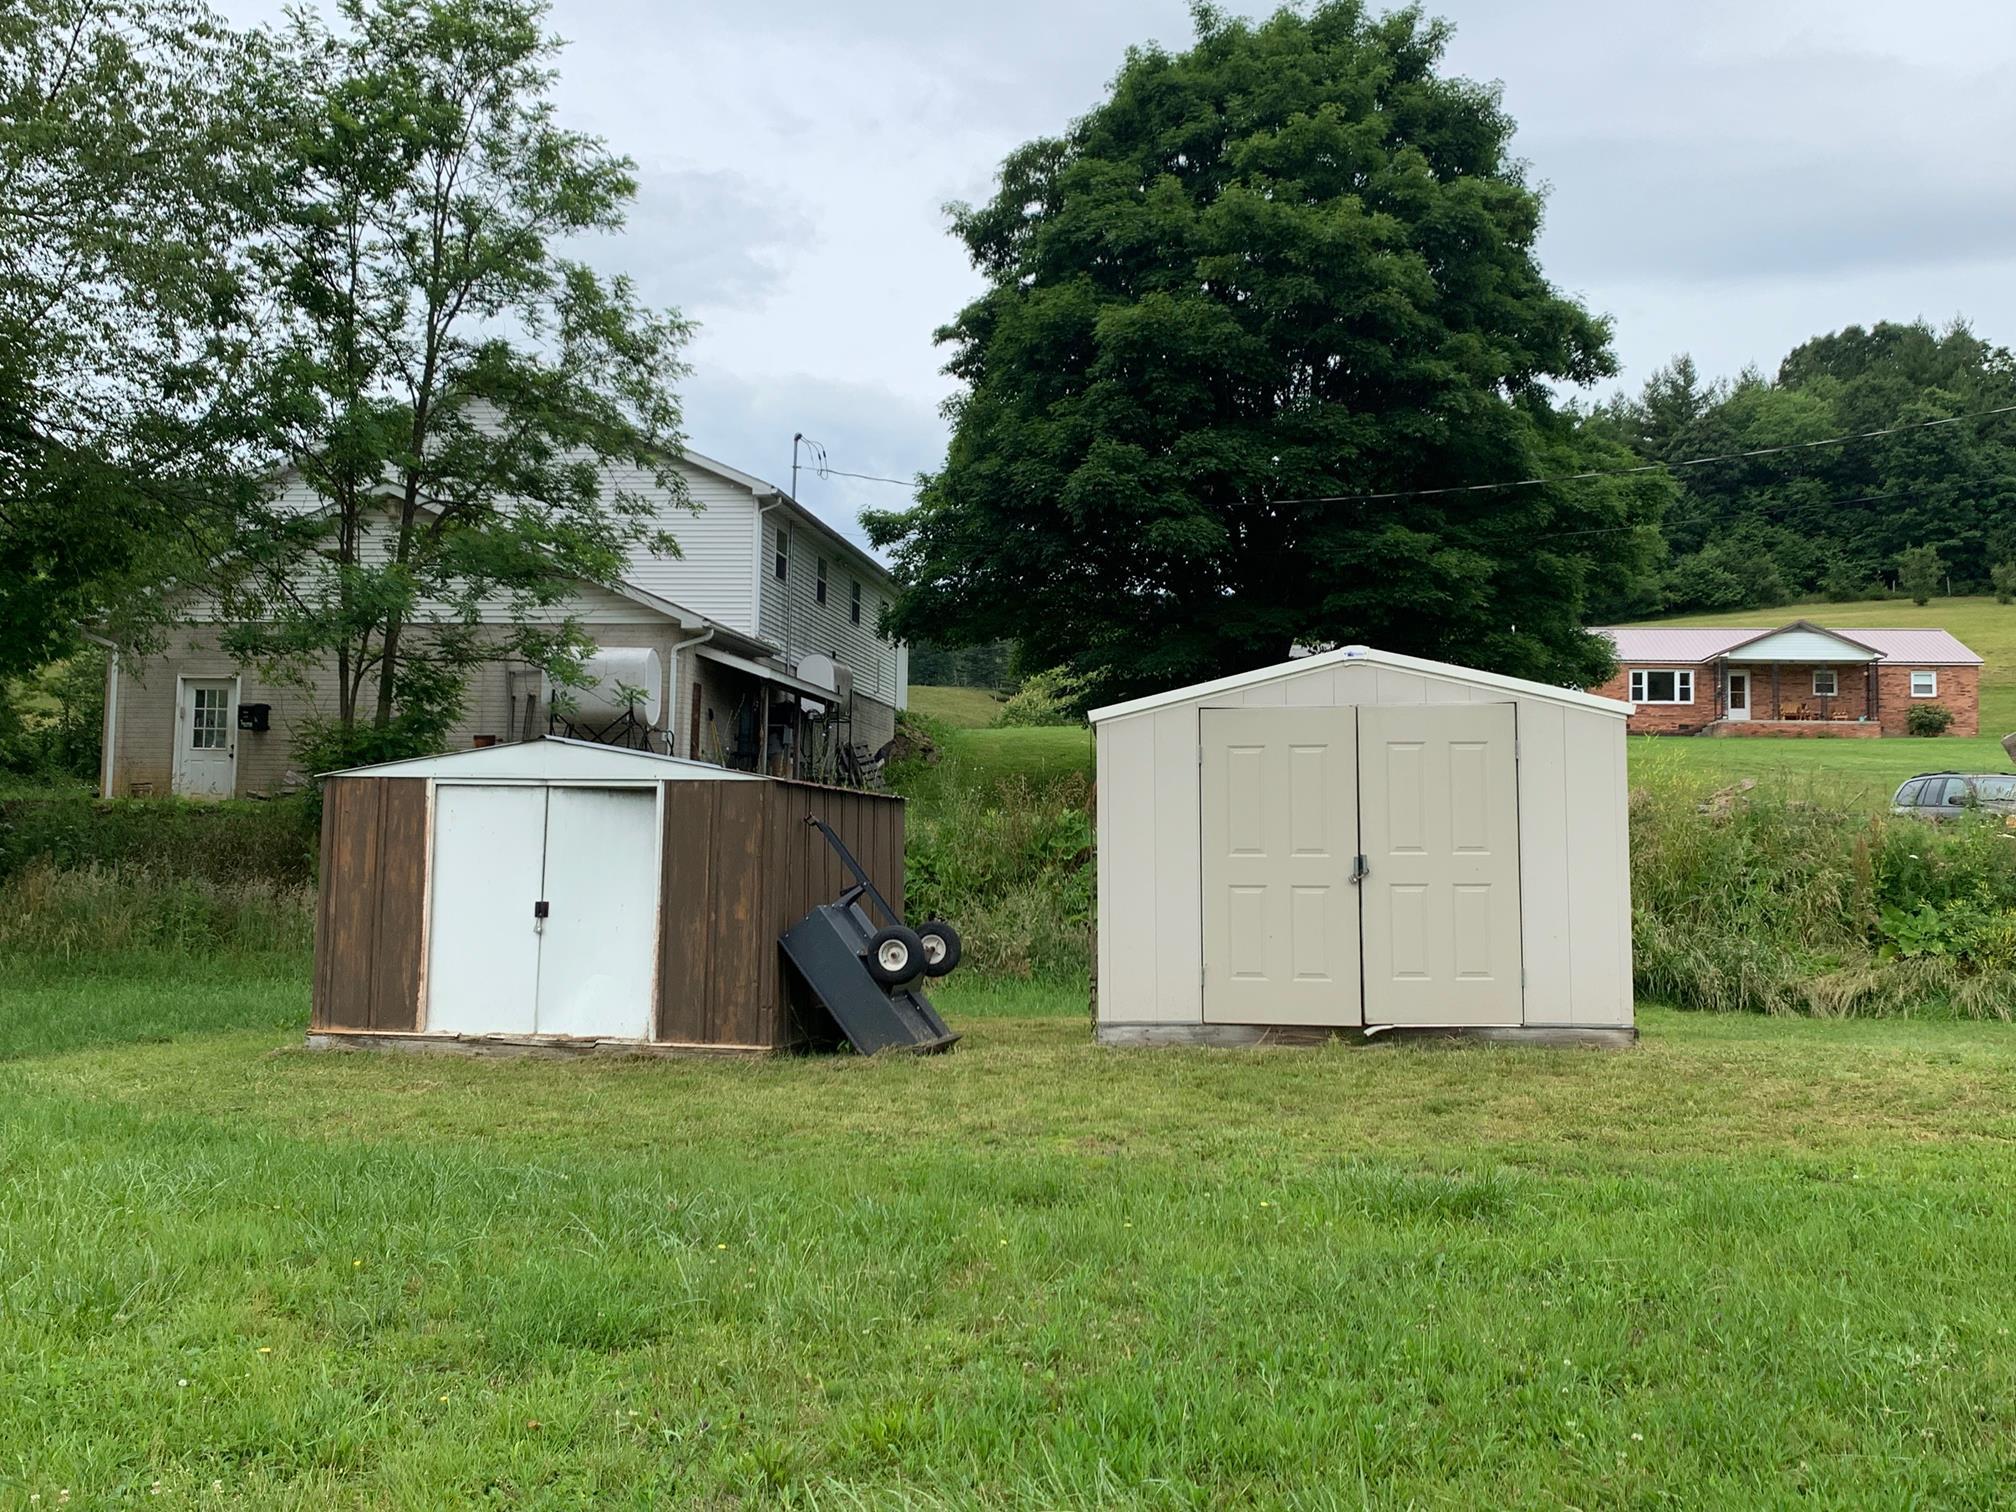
(1972, 777, 2016, 801)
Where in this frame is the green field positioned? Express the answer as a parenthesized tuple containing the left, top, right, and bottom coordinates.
(4, 955, 2016, 1504)
(907, 684, 1008, 728)
(905, 686, 1094, 793)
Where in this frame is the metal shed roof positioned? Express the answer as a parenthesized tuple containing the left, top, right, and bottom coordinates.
(1600, 625, 1983, 665)
(1087, 644, 1635, 724)
(323, 736, 763, 781)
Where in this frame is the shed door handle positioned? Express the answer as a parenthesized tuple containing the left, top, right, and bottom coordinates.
(1349, 854, 1369, 885)
(533, 900, 549, 918)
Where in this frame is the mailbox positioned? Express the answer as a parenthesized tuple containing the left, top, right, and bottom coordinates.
(236, 702, 271, 733)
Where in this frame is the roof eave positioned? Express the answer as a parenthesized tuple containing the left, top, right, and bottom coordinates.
(1088, 645, 1635, 724)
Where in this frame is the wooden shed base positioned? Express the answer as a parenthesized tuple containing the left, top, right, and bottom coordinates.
(1095, 1022, 1637, 1049)
(305, 1031, 775, 1060)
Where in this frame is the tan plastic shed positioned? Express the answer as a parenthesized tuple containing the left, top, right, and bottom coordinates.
(1088, 645, 1635, 1046)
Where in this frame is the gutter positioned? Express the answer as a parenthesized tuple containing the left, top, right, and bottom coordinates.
(662, 627, 716, 758)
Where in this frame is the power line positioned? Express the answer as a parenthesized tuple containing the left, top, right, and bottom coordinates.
(814, 464, 921, 490)
(1266, 401, 2016, 507)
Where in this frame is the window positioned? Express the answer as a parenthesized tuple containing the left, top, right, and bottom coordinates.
(815, 557, 828, 605)
(1910, 670, 1938, 697)
(773, 527, 787, 581)
(1938, 778, 1971, 807)
(1627, 668, 1693, 704)
(1812, 669, 1838, 697)
(1976, 776, 2016, 802)
(1895, 779, 1926, 807)
(850, 578, 862, 625)
(190, 686, 229, 749)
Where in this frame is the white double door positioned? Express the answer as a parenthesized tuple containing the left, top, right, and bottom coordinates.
(425, 784, 659, 1039)
(1201, 704, 1523, 1028)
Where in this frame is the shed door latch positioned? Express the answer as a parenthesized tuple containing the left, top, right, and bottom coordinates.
(1348, 854, 1369, 885)
(533, 899, 549, 919)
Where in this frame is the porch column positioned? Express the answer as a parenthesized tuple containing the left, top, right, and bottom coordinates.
(1771, 663, 1781, 720)
(1869, 663, 1879, 726)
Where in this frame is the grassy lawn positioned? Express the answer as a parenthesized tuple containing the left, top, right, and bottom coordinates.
(5, 958, 2016, 1504)
(1624, 595, 2016, 802)
(908, 684, 1008, 729)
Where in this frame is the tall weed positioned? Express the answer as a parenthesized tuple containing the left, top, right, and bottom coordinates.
(905, 774, 1092, 980)
(1631, 771, 2016, 1018)
(0, 863, 316, 958)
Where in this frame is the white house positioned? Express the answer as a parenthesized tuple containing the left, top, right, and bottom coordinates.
(100, 448, 910, 798)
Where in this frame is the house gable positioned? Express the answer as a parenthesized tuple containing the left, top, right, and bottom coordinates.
(1721, 621, 1880, 663)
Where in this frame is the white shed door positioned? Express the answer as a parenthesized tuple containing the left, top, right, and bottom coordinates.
(174, 679, 237, 797)
(1201, 708, 1362, 1025)
(1358, 703, 1523, 1026)
(533, 786, 659, 1040)
(425, 784, 547, 1035)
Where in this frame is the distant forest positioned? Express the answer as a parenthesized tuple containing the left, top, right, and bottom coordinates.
(1584, 319, 2016, 620)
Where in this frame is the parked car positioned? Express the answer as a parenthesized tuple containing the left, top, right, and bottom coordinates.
(1890, 772, 2016, 822)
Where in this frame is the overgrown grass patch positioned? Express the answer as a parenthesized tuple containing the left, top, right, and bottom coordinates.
(1, 957, 2014, 1504)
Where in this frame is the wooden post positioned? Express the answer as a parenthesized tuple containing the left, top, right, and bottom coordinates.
(1771, 663, 1781, 721)
(758, 680, 771, 776)
(1868, 663, 1878, 728)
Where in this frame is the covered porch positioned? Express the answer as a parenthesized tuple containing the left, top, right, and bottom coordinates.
(1707, 622, 1884, 734)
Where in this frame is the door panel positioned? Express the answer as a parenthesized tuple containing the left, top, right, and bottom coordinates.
(1358, 704, 1523, 1026)
(534, 786, 659, 1039)
(1201, 708, 1360, 1025)
(425, 785, 546, 1035)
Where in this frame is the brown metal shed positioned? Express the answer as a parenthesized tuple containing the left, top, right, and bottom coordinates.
(309, 738, 903, 1055)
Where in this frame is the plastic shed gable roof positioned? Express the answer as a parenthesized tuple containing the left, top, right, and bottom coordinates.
(322, 736, 764, 781)
(1086, 644, 1635, 724)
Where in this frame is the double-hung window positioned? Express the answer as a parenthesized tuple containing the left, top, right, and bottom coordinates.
(816, 558, 828, 605)
(1812, 669, 1838, 697)
(850, 579, 862, 625)
(773, 527, 788, 581)
(1910, 670, 1938, 697)
(1628, 668, 1693, 704)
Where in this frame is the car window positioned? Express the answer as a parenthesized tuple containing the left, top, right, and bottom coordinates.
(1895, 779, 1925, 806)
(1940, 778, 1972, 806)
(1974, 777, 2016, 802)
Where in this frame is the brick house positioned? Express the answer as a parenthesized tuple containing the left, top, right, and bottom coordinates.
(1591, 621, 1983, 737)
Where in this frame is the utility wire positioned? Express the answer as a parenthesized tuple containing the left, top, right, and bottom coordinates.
(1267, 400, 2016, 507)
(814, 464, 922, 490)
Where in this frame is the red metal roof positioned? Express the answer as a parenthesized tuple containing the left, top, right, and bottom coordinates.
(1599, 626, 1982, 665)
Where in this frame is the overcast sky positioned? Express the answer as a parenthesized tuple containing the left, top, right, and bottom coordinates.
(216, 0, 2016, 553)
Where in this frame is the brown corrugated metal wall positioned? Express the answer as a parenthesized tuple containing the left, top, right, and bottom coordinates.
(656, 779, 904, 1049)
(312, 776, 427, 1031)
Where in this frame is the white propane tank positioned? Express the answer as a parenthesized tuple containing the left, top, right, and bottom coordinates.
(550, 646, 663, 726)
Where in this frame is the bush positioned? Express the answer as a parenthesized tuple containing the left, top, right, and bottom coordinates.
(996, 667, 1090, 728)
(1631, 773, 2016, 1017)
(0, 646, 107, 781)
(904, 773, 1092, 980)
(1906, 703, 1955, 737)
(0, 795, 317, 886)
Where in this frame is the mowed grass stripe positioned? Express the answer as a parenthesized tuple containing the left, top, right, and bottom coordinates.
(2, 963, 2015, 1504)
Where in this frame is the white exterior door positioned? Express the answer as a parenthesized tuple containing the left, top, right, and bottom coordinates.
(1201, 708, 1362, 1026)
(1358, 704, 1523, 1027)
(1726, 670, 1750, 721)
(425, 785, 547, 1035)
(533, 787, 659, 1039)
(174, 678, 237, 797)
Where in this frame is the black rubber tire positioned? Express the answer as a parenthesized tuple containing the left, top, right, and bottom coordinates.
(916, 919, 962, 977)
(865, 924, 925, 986)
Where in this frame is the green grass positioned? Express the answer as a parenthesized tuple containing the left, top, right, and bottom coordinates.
(908, 684, 1007, 729)
(5, 955, 2016, 1504)
(1624, 595, 2016, 802)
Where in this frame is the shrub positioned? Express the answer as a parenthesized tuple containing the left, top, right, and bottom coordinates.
(1906, 703, 1955, 737)
(1993, 561, 2016, 605)
(0, 646, 106, 781)
(996, 667, 1090, 727)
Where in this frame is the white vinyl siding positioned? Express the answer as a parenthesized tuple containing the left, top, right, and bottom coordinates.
(615, 456, 758, 630)
(1911, 670, 1938, 697)
(757, 511, 904, 708)
(1628, 668, 1693, 703)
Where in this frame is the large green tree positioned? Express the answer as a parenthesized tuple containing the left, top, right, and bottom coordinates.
(0, 0, 261, 679)
(215, 0, 689, 754)
(869, 2, 1666, 700)
(1603, 321, 2016, 613)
